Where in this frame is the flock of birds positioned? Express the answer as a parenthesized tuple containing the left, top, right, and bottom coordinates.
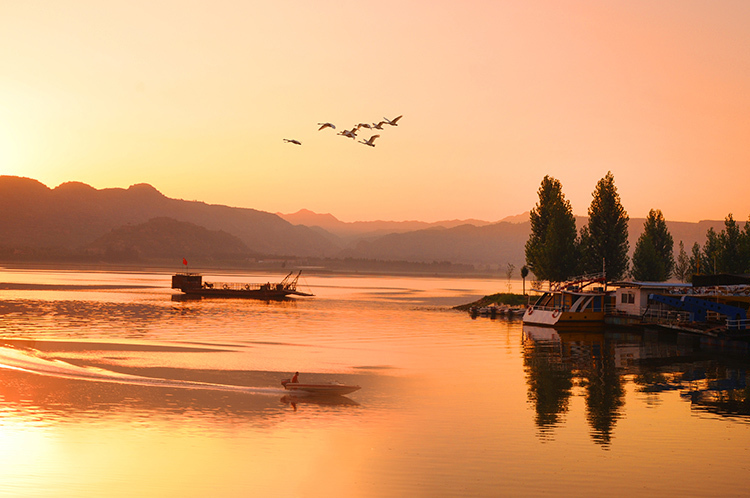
(284, 115, 402, 147)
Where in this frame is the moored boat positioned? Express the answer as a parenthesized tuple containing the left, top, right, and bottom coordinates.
(523, 273, 612, 327)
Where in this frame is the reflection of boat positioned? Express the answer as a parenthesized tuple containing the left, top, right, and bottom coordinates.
(522, 325, 561, 343)
(281, 379, 361, 396)
(171, 271, 313, 300)
(470, 305, 525, 318)
(280, 395, 360, 407)
(523, 273, 612, 327)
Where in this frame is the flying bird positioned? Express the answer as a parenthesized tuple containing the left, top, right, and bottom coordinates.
(356, 123, 372, 130)
(317, 122, 336, 131)
(359, 135, 380, 147)
(371, 121, 385, 130)
(283, 139, 302, 145)
(383, 115, 402, 126)
(337, 127, 358, 139)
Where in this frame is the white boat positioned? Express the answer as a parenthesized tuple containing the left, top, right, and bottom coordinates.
(281, 379, 361, 396)
(522, 274, 612, 328)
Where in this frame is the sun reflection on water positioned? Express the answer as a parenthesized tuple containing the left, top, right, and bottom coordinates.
(0, 270, 749, 496)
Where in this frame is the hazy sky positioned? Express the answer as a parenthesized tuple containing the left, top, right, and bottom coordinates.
(2, 1, 749, 223)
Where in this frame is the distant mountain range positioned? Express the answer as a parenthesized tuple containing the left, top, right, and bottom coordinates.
(0, 176, 337, 262)
(0, 175, 732, 273)
(278, 208, 495, 241)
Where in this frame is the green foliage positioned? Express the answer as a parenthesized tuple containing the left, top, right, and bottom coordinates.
(697, 214, 750, 274)
(743, 216, 750, 272)
(580, 172, 629, 281)
(631, 209, 674, 281)
(718, 214, 743, 273)
(524, 176, 580, 282)
(674, 241, 690, 283)
(454, 293, 527, 311)
(688, 242, 702, 280)
(702, 227, 721, 274)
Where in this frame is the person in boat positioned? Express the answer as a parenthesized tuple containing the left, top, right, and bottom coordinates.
(291, 372, 299, 383)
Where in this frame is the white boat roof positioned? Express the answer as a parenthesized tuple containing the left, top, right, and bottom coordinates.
(613, 281, 693, 289)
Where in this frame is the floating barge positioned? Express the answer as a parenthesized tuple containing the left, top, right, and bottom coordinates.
(171, 271, 313, 300)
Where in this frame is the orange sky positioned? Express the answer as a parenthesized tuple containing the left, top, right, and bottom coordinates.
(2, 1, 749, 223)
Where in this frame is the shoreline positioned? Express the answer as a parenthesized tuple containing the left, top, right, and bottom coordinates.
(0, 260, 515, 281)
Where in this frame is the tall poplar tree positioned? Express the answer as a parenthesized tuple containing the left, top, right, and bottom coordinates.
(702, 227, 720, 274)
(525, 176, 579, 282)
(580, 172, 629, 281)
(674, 241, 690, 283)
(631, 209, 674, 281)
(718, 214, 743, 273)
(742, 216, 750, 273)
(689, 242, 702, 278)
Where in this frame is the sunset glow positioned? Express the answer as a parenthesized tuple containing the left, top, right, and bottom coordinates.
(2, 1, 749, 222)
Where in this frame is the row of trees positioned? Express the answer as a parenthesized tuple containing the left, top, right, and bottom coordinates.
(674, 215, 750, 282)
(524, 172, 750, 283)
(525, 172, 630, 283)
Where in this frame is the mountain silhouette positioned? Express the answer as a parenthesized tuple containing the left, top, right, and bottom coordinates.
(340, 222, 530, 267)
(0, 176, 339, 259)
(278, 208, 493, 241)
(0, 175, 733, 272)
(84, 217, 255, 262)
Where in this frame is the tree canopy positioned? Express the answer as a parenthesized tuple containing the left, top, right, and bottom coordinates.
(674, 241, 690, 283)
(631, 209, 674, 281)
(524, 176, 579, 282)
(580, 172, 629, 281)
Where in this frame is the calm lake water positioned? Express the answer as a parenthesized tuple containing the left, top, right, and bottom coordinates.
(1, 268, 748, 497)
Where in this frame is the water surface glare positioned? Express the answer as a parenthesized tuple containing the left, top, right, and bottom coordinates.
(0, 269, 748, 497)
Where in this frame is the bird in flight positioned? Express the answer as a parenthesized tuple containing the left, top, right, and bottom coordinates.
(359, 135, 380, 147)
(371, 121, 385, 130)
(383, 115, 402, 126)
(356, 123, 372, 130)
(317, 122, 336, 131)
(283, 139, 302, 145)
(337, 127, 358, 139)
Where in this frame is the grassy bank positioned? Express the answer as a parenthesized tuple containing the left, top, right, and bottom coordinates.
(454, 293, 530, 311)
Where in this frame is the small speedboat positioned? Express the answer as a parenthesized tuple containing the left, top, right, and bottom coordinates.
(281, 379, 361, 396)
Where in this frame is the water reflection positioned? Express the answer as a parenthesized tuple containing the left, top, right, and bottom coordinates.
(523, 325, 750, 447)
(0, 367, 363, 435)
(578, 338, 624, 447)
(522, 329, 572, 435)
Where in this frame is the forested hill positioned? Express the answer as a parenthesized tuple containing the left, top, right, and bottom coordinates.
(339, 216, 728, 269)
(0, 176, 339, 259)
(0, 175, 733, 270)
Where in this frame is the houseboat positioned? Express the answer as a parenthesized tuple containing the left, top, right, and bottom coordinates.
(523, 274, 613, 327)
(607, 278, 749, 336)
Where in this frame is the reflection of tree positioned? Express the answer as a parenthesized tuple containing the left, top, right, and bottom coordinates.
(524, 326, 750, 450)
(523, 338, 573, 438)
(578, 339, 625, 448)
(683, 364, 750, 418)
(691, 386, 749, 417)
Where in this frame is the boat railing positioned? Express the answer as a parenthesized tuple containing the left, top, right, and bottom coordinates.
(529, 302, 608, 313)
(641, 307, 692, 325)
(202, 281, 282, 292)
(725, 318, 750, 331)
(605, 304, 623, 314)
(529, 304, 559, 312)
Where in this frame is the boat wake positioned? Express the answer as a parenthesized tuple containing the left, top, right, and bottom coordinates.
(0, 346, 287, 396)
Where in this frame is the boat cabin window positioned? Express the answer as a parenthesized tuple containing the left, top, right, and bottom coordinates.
(621, 292, 635, 304)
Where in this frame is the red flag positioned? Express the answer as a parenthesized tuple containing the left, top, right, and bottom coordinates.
(182, 258, 188, 266)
